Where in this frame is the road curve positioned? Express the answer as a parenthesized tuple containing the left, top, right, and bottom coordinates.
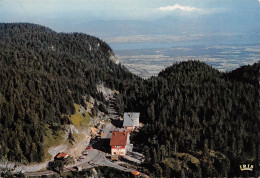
(24, 149, 133, 177)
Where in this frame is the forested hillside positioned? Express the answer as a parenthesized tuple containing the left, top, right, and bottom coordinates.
(0, 23, 259, 177)
(0, 23, 138, 163)
(121, 61, 259, 177)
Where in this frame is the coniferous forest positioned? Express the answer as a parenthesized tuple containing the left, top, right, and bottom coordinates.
(0, 23, 137, 163)
(0, 23, 259, 177)
(122, 61, 259, 177)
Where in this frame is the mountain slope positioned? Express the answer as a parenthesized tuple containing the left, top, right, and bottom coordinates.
(0, 23, 138, 163)
(0, 23, 259, 177)
(122, 60, 259, 177)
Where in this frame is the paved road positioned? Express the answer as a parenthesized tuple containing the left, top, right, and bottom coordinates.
(79, 149, 134, 172)
(24, 149, 134, 177)
(24, 149, 100, 176)
(24, 94, 136, 177)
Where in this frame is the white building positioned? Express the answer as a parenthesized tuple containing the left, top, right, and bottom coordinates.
(123, 112, 140, 131)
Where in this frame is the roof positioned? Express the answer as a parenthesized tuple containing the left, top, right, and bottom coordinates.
(123, 112, 140, 127)
(110, 131, 129, 146)
(55, 152, 69, 159)
(132, 171, 141, 175)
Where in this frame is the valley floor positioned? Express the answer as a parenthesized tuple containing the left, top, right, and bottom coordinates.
(116, 44, 260, 78)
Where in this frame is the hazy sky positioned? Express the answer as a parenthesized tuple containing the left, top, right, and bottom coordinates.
(1, 0, 260, 48)
(1, 0, 259, 20)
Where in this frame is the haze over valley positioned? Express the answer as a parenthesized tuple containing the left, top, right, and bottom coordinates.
(116, 44, 260, 77)
(1, 0, 260, 78)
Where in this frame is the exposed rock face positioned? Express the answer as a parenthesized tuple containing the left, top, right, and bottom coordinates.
(109, 51, 119, 64)
(0, 23, 134, 164)
(96, 83, 115, 101)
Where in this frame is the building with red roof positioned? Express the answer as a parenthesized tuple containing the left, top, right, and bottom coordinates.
(55, 152, 69, 160)
(110, 131, 133, 158)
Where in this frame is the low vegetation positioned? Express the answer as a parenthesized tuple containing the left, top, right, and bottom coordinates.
(69, 104, 90, 128)
(42, 125, 65, 161)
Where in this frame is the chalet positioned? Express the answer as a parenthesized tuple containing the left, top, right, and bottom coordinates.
(54, 152, 69, 160)
(110, 131, 133, 159)
(123, 112, 140, 131)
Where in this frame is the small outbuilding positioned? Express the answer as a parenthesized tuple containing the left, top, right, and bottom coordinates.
(54, 152, 69, 160)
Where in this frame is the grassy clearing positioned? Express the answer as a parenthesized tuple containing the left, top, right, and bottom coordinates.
(41, 103, 92, 162)
(42, 125, 65, 161)
(87, 102, 93, 109)
(70, 103, 90, 128)
(42, 103, 91, 161)
(43, 126, 65, 147)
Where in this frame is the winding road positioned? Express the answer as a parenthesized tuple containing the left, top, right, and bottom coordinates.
(24, 94, 136, 177)
(24, 149, 134, 177)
